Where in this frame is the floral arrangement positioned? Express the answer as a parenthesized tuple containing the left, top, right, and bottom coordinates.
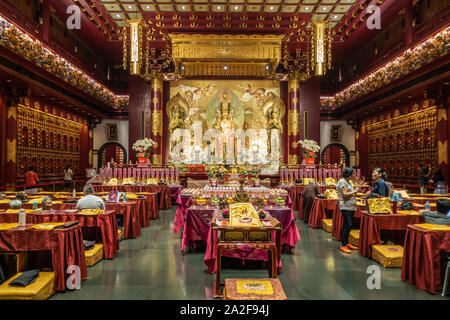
(0, 15, 127, 108)
(320, 26, 449, 111)
(132, 138, 157, 157)
(297, 139, 320, 158)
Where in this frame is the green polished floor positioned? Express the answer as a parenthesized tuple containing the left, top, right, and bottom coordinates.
(51, 207, 449, 300)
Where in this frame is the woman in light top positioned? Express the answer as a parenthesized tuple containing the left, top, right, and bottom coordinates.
(336, 167, 360, 254)
(64, 165, 73, 191)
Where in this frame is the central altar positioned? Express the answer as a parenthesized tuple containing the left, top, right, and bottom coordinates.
(167, 80, 285, 165)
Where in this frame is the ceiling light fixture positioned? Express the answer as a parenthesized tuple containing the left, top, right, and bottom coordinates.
(270, 6, 274, 10)
(224, 65, 228, 70)
(217, 6, 221, 9)
(182, 6, 185, 9)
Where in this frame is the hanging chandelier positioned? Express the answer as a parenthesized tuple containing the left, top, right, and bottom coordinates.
(306, 20, 332, 76)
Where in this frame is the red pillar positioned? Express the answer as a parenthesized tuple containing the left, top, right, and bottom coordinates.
(128, 76, 152, 164)
(79, 125, 89, 176)
(359, 125, 369, 178)
(151, 76, 163, 165)
(40, 0, 50, 43)
(287, 78, 300, 164)
(0, 91, 7, 185)
(299, 77, 321, 161)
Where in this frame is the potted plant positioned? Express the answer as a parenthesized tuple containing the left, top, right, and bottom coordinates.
(132, 138, 157, 164)
(297, 139, 320, 164)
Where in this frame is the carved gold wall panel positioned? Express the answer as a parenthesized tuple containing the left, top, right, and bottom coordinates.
(16, 104, 86, 175)
(365, 107, 437, 180)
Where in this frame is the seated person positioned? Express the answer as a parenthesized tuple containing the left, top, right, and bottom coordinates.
(9, 199, 22, 209)
(386, 182, 402, 202)
(15, 192, 28, 203)
(420, 198, 450, 225)
(302, 181, 320, 224)
(41, 196, 53, 210)
(76, 185, 105, 210)
(0, 192, 6, 200)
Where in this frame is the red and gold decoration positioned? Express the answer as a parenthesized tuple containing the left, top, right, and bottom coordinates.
(151, 76, 163, 164)
(287, 77, 300, 164)
(306, 20, 332, 77)
(321, 26, 449, 110)
(14, 101, 88, 181)
(364, 103, 437, 181)
(0, 15, 124, 108)
(122, 20, 144, 76)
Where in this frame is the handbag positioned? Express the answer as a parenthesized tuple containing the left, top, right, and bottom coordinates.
(400, 201, 414, 210)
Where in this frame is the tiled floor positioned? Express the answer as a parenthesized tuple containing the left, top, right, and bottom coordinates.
(51, 207, 450, 300)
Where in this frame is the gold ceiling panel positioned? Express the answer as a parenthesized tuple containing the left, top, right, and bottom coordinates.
(158, 4, 174, 11)
(247, 6, 262, 12)
(123, 3, 138, 11)
(298, 5, 315, 13)
(104, 4, 122, 11)
(264, 5, 279, 12)
(317, 5, 333, 13)
(334, 5, 352, 13)
(140, 4, 157, 11)
(169, 34, 285, 76)
(176, 4, 191, 11)
(284, 0, 301, 4)
(281, 6, 297, 13)
(193, 5, 209, 11)
(311, 13, 327, 20)
(303, 0, 319, 4)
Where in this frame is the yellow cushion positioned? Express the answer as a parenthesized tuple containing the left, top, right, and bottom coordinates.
(322, 219, 332, 233)
(371, 245, 403, 268)
(0, 272, 54, 300)
(414, 223, 450, 231)
(0, 223, 19, 231)
(85, 244, 104, 267)
(397, 210, 420, 215)
(349, 229, 360, 247)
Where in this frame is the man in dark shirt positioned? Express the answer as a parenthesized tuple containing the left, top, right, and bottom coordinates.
(420, 198, 450, 225)
(302, 182, 320, 224)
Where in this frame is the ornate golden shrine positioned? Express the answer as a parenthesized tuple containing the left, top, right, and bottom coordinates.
(16, 104, 86, 175)
(365, 106, 437, 178)
(168, 34, 285, 77)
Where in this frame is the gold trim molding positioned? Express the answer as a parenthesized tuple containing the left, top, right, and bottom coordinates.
(438, 140, 448, 165)
(288, 110, 299, 136)
(152, 110, 162, 136)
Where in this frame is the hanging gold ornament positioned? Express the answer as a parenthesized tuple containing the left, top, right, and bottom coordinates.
(307, 20, 333, 76)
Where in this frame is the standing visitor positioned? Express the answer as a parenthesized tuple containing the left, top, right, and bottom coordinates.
(25, 166, 39, 194)
(367, 168, 389, 197)
(430, 169, 446, 195)
(336, 168, 360, 254)
(64, 165, 73, 191)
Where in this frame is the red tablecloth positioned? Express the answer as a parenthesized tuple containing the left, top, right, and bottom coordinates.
(93, 185, 171, 210)
(0, 210, 119, 259)
(358, 211, 424, 257)
(331, 204, 364, 241)
(264, 206, 300, 248)
(173, 195, 191, 235)
(308, 198, 338, 229)
(0, 225, 87, 292)
(181, 205, 218, 252)
(401, 224, 450, 294)
(50, 202, 140, 240)
(204, 227, 282, 274)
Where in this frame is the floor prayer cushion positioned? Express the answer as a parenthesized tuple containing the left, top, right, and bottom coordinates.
(85, 244, 104, 267)
(349, 230, 360, 247)
(0, 272, 54, 300)
(118, 229, 124, 241)
(223, 278, 287, 300)
(371, 245, 404, 268)
(322, 219, 332, 233)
